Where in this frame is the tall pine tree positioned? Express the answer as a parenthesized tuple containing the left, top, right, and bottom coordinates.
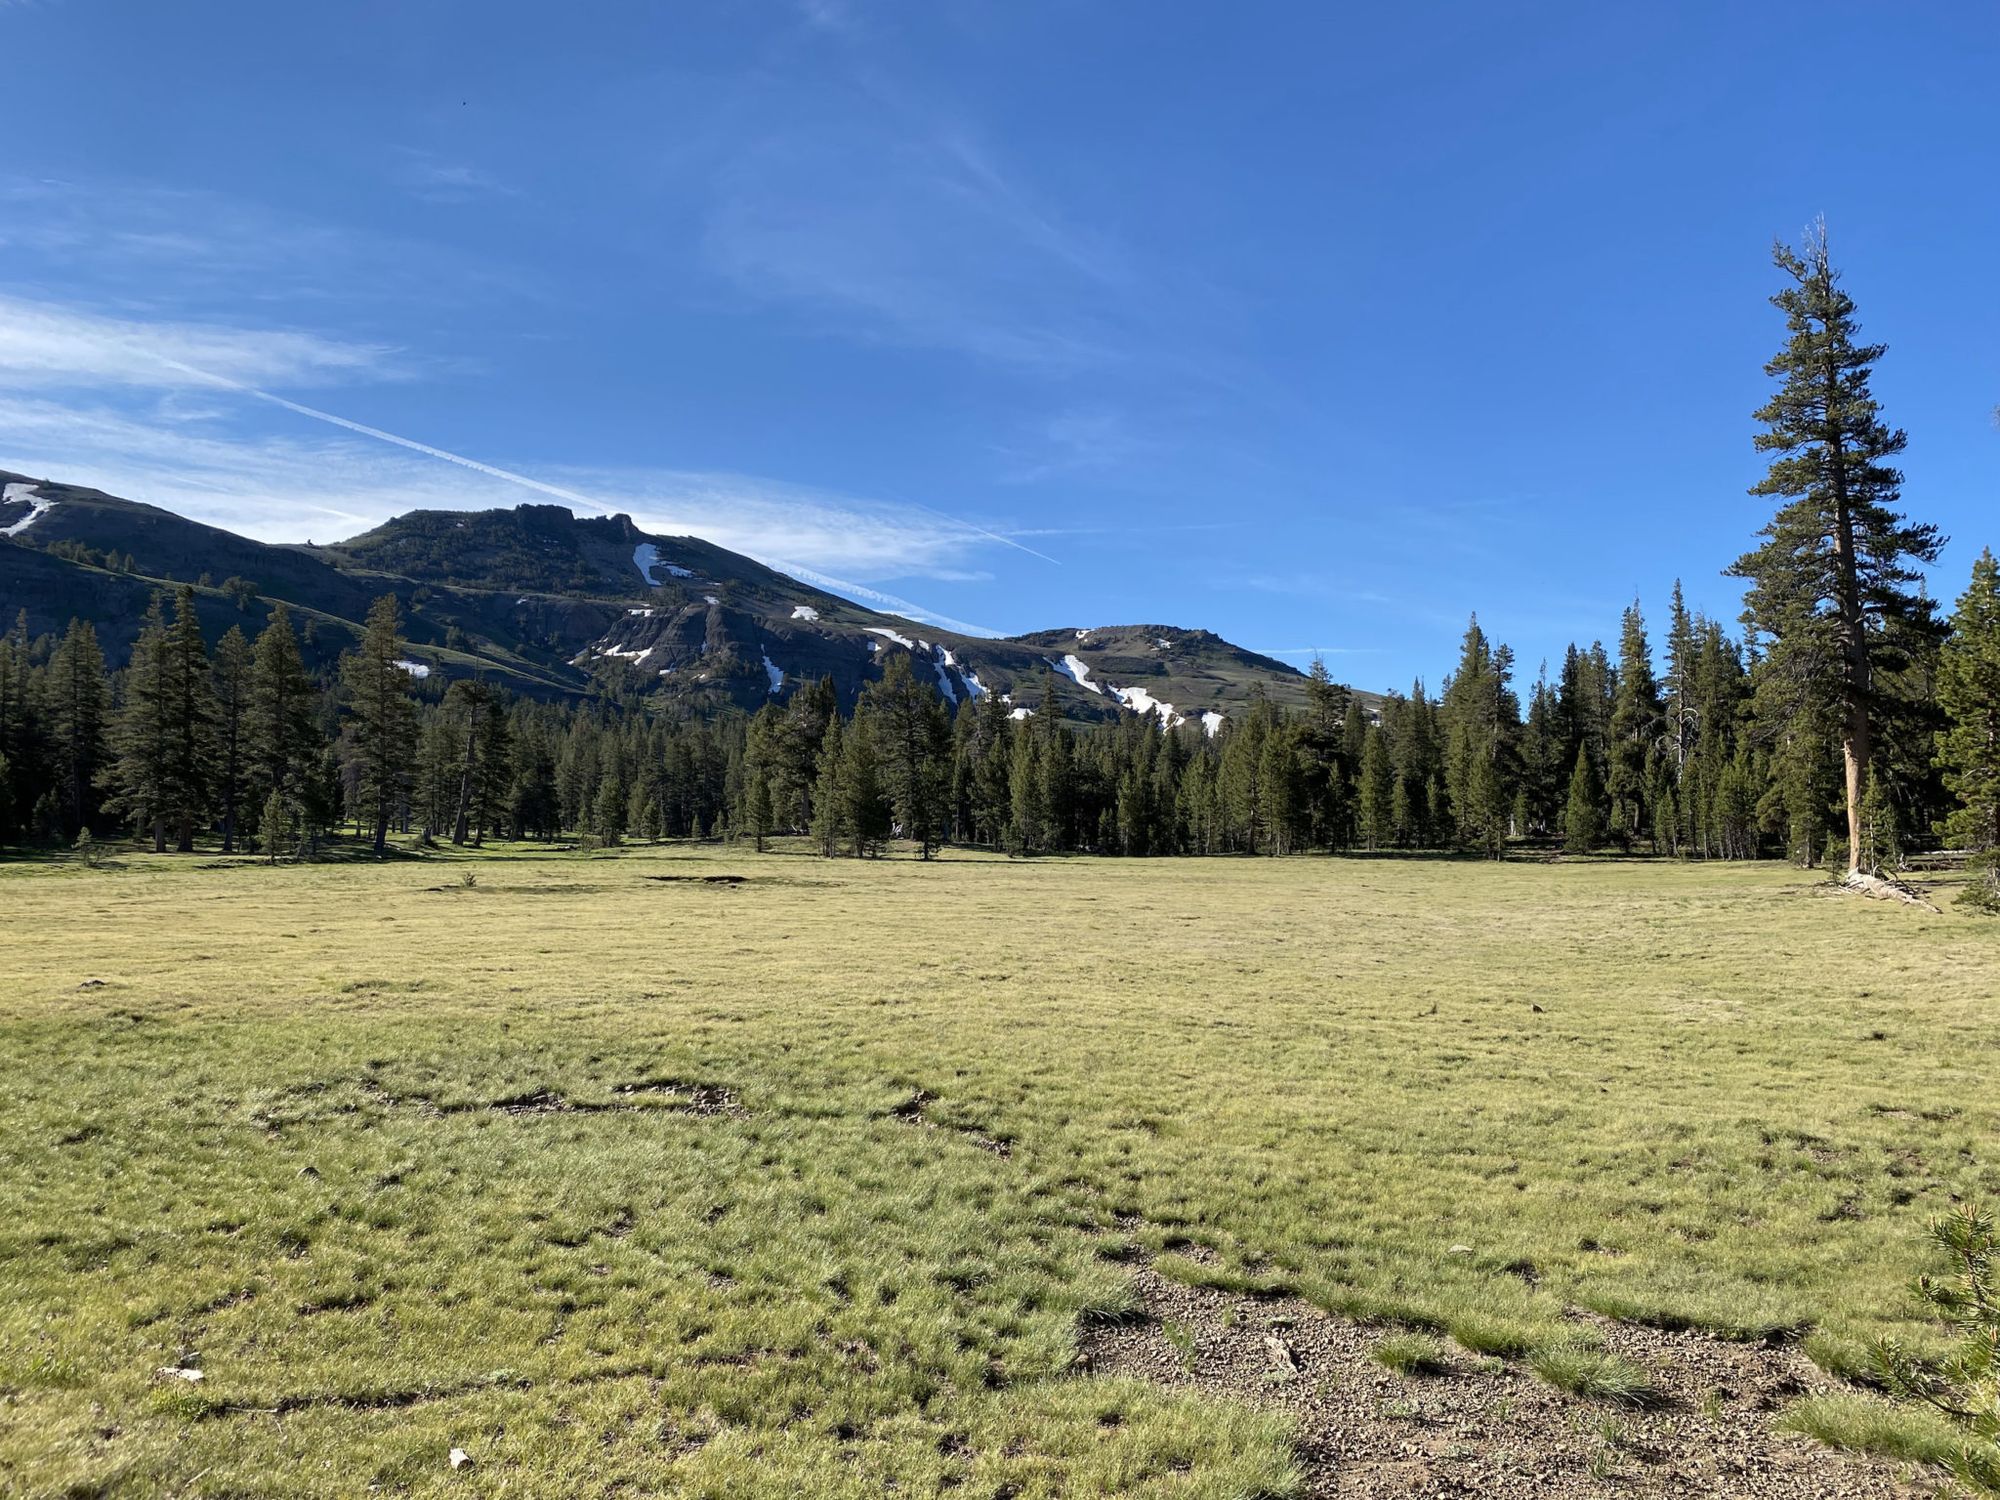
(47, 619, 108, 838)
(1729, 224, 1943, 874)
(341, 594, 419, 855)
(161, 585, 216, 851)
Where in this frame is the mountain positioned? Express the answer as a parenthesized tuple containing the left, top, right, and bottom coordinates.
(0, 469, 1353, 727)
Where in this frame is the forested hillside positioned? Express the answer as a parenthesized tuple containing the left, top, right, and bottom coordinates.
(2, 231, 1997, 905)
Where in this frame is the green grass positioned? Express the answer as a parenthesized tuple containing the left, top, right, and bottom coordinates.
(1, 840, 1996, 1495)
(1370, 1333, 1453, 1377)
(1526, 1346, 1660, 1406)
(1776, 1393, 1966, 1466)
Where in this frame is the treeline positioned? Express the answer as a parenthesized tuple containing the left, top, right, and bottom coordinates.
(2, 230, 1998, 894)
(1, 550, 1997, 884)
(0, 588, 746, 859)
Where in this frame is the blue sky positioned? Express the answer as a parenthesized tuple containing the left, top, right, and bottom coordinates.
(3, 0, 1995, 690)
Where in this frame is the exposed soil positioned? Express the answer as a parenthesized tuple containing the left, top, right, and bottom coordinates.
(891, 1087, 1013, 1156)
(1081, 1266, 1937, 1498)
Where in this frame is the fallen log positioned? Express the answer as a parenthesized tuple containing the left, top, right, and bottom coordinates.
(1840, 870, 1942, 913)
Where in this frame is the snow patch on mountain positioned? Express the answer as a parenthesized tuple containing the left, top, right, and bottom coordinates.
(937, 645, 985, 700)
(865, 626, 917, 650)
(1202, 711, 1225, 736)
(928, 650, 958, 704)
(1010, 706, 1034, 719)
(632, 543, 692, 585)
(791, 605, 819, 621)
(762, 650, 784, 694)
(1, 483, 57, 537)
(1049, 654, 1104, 694)
(394, 658, 431, 679)
(1114, 684, 1182, 726)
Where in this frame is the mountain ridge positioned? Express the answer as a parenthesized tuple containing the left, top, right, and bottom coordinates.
(0, 469, 1363, 727)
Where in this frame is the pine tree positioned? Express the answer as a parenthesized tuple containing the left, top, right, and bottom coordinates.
(1936, 549, 2000, 907)
(260, 784, 295, 863)
(106, 595, 174, 851)
(969, 693, 1014, 845)
(746, 768, 773, 853)
(1440, 618, 1517, 857)
(1301, 657, 1354, 849)
(249, 603, 318, 805)
(1606, 602, 1661, 846)
(593, 769, 626, 846)
(472, 694, 512, 842)
(1518, 664, 1565, 839)
(0, 641, 19, 844)
(212, 625, 253, 852)
(47, 619, 108, 838)
(161, 585, 216, 850)
(342, 594, 419, 855)
(445, 680, 485, 845)
(1357, 723, 1393, 852)
(810, 715, 848, 857)
(1648, 758, 1679, 857)
(1729, 224, 1944, 874)
(508, 724, 560, 840)
(1763, 720, 1840, 867)
(1258, 723, 1302, 855)
(860, 654, 951, 857)
(1008, 714, 1042, 855)
(1664, 582, 1700, 786)
(1857, 768, 1900, 875)
(1564, 744, 1605, 854)
(841, 715, 891, 856)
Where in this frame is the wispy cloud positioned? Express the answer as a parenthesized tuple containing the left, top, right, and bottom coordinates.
(391, 150, 520, 205)
(0, 292, 395, 392)
(795, 0, 856, 32)
(0, 385, 1031, 601)
(701, 89, 1129, 372)
(0, 174, 528, 311)
(995, 406, 1158, 485)
(758, 558, 999, 636)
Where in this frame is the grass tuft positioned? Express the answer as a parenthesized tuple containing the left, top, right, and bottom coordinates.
(1371, 1333, 1453, 1377)
(1446, 1314, 1540, 1359)
(1526, 1346, 1660, 1406)
(1774, 1393, 1962, 1466)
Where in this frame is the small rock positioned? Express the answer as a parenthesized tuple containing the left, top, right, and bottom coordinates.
(1446, 1244, 1474, 1257)
(449, 1448, 472, 1471)
(157, 1366, 204, 1382)
(79, 979, 106, 989)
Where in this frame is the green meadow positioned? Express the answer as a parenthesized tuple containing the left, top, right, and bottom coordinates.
(2, 844, 1994, 1496)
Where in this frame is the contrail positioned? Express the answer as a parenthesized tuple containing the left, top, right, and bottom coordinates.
(153, 356, 620, 517)
(148, 351, 1007, 633)
(767, 558, 1003, 638)
(899, 496, 1061, 566)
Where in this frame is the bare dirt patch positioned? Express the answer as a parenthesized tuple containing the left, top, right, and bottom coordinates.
(890, 1087, 1013, 1156)
(1081, 1266, 1935, 1497)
